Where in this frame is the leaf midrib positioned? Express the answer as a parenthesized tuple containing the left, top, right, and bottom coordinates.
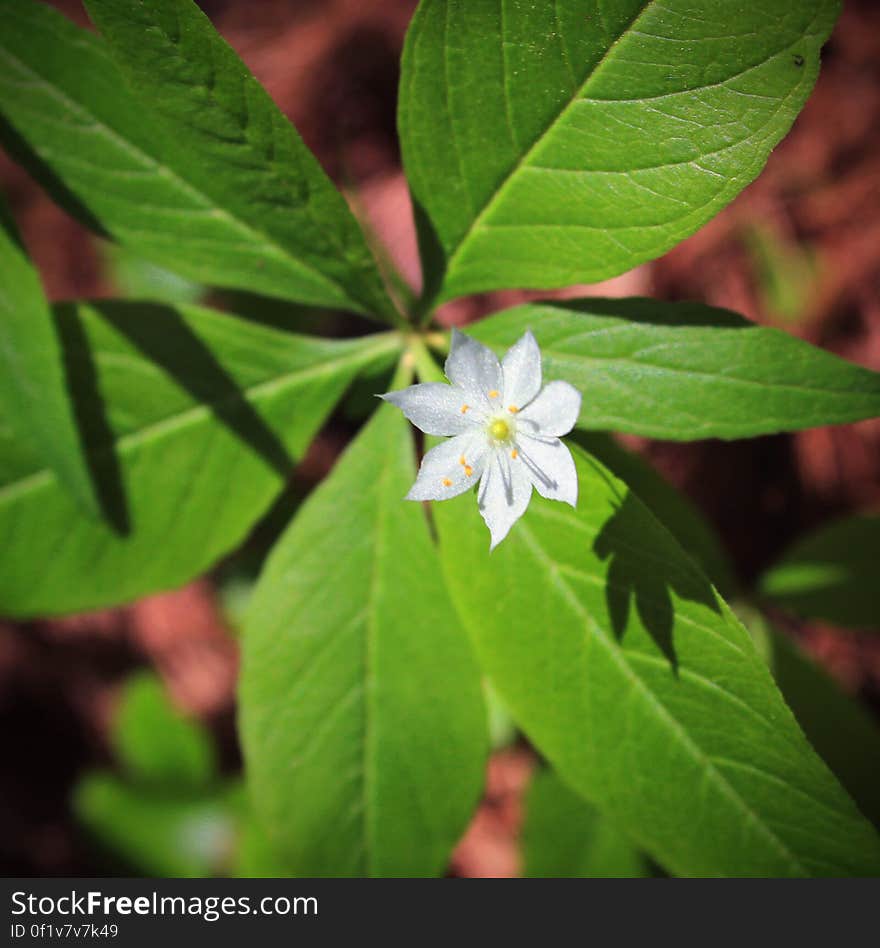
(444, 0, 656, 272)
(0, 333, 400, 506)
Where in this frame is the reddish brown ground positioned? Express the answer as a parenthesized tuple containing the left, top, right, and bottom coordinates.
(1, 0, 878, 877)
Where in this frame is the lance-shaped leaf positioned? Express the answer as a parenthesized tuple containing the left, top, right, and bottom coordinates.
(0, 0, 395, 319)
(0, 301, 401, 617)
(524, 768, 648, 878)
(759, 515, 880, 630)
(240, 404, 487, 877)
(400, 0, 839, 304)
(571, 454, 880, 827)
(469, 299, 880, 439)
(0, 199, 98, 517)
(433, 446, 880, 876)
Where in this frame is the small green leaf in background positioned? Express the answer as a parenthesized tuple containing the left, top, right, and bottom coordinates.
(0, 0, 396, 320)
(759, 515, 880, 630)
(434, 445, 880, 876)
(524, 768, 648, 878)
(742, 224, 819, 327)
(73, 671, 237, 878)
(0, 301, 401, 617)
(241, 402, 487, 877)
(470, 299, 880, 440)
(400, 0, 839, 303)
(0, 198, 99, 518)
(112, 672, 215, 789)
(74, 672, 290, 877)
(73, 775, 238, 878)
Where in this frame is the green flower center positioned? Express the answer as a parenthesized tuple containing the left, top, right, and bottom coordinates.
(488, 417, 512, 443)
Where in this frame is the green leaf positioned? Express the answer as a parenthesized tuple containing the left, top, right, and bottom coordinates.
(0, 198, 99, 518)
(112, 672, 216, 790)
(73, 774, 238, 877)
(763, 621, 880, 828)
(100, 241, 204, 305)
(240, 403, 487, 877)
(574, 432, 735, 595)
(400, 0, 839, 303)
(470, 299, 880, 439)
(233, 815, 292, 879)
(0, 0, 396, 320)
(0, 301, 401, 617)
(434, 445, 880, 876)
(759, 515, 880, 630)
(523, 768, 648, 878)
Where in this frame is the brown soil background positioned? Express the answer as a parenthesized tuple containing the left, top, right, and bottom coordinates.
(1, 0, 878, 877)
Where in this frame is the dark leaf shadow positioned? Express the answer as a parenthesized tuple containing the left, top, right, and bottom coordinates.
(54, 304, 129, 535)
(92, 302, 295, 479)
(592, 491, 722, 674)
(0, 115, 110, 238)
(539, 296, 752, 329)
(53, 301, 296, 535)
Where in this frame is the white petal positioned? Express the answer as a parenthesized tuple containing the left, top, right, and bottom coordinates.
(477, 450, 533, 550)
(518, 380, 582, 437)
(406, 431, 488, 501)
(380, 383, 476, 436)
(516, 435, 578, 507)
(501, 330, 541, 411)
(444, 329, 503, 408)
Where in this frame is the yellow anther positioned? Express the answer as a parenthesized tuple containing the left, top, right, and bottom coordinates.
(460, 404, 470, 414)
(442, 477, 453, 487)
(488, 389, 500, 398)
(508, 405, 519, 414)
(464, 465, 473, 477)
(459, 455, 467, 466)
(511, 449, 518, 460)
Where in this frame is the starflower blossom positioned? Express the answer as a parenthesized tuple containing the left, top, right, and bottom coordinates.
(381, 329, 582, 549)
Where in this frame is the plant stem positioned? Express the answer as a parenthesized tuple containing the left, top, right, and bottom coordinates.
(407, 335, 446, 383)
(387, 350, 416, 390)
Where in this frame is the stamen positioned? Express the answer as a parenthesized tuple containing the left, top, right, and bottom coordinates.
(441, 477, 453, 487)
(508, 405, 519, 414)
(488, 390, 500, 398)
(460, 404, 469, 414)
(464, 465, 473, 477)
(459, 455, 467, 466)
(511, 449, 518, 459)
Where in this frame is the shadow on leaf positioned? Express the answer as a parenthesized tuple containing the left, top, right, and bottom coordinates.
(0, 115, 110, 238)
(54, 305, 129, 535)
(93, 302, 295, 479)
(53, 301, 296, 535)
(591, 490, 722, 674)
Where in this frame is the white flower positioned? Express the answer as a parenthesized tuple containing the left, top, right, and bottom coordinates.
(381, 329, 582, 550)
